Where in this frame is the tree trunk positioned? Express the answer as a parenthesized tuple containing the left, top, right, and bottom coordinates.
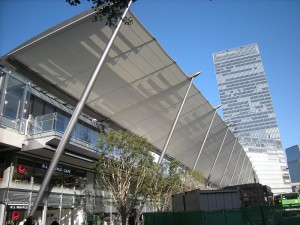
(121, 212, 127, 225)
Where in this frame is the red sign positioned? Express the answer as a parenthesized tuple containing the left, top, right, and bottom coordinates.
(17, 165, 26, 174)
(11, 211, 20, 221)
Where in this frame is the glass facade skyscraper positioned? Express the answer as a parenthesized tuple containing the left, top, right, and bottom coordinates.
(213, 44, 291, 194)
(286, 145, 300, 192)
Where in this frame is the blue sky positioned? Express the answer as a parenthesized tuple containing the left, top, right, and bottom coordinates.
(0, 0, 299, 150)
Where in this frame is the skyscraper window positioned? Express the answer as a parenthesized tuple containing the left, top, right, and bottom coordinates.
(213, 44, 291, 194)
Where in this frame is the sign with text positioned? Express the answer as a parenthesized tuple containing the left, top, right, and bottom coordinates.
(41, 163, 71, 174)
(8, 205, 28, 211)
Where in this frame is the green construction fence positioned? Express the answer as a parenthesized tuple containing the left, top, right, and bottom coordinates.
(144, 206, 300, 225)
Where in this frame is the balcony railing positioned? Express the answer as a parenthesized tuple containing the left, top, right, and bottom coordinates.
(29, 112, 101, 152)
(0, 116, 26, 133)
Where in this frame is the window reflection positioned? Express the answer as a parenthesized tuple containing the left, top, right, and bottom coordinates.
(13, 158, 86, 191)
(3, 76, 26, 121)
(49, 170, 86, 190)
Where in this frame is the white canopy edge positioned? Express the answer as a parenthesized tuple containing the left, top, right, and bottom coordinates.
(3, 9, 255, 186)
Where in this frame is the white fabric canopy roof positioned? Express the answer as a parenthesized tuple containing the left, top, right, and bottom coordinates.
(4, 9, 255, 186)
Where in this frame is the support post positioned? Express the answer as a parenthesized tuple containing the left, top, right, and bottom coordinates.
(42, 201, 47, 225)
(242, 160, 250, 184)
(206, 123, 231, 185)
(220, 138, 237, 186)
(229, 147, 243, 185)
(253, 170, 257, 183)
(28, 0, 134, 216)
(192, 104, 221, 170)
(247, 163, 252, 183)
(157, 72, 200, 164)
(236, 153, 247, 185)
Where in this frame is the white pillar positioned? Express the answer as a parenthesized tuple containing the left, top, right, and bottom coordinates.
(229, 148, 243, 186)
(0, 204, 5, 225)
(219, 138, 237, 186)
(158, 72, 200, 164)
(193, 104, 222, 170)
(236, 154, 247, 185)
(242, 160, 250, 184)
(206, 124, 231, 185)
(42, 201, 48, 225)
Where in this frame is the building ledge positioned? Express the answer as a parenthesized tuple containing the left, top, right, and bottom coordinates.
(0, 127, 23, 149)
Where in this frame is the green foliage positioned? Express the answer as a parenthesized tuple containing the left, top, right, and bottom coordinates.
(179, 169, 205, 192)
(146, 164, 205, 212)
(93, 129, 205, 219)
(147, 160, 183, 212)
(66, 0, 133, 26)
(94, 130, 155, 225)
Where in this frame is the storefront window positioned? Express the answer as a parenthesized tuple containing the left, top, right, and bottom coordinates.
(32, 163, 48, 185)
(13, 157, 87, 192)
(35, 162, 86, 190)
(74, 172, 86, 190)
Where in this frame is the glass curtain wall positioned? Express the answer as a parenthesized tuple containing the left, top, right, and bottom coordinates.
(0, 70, 30, 132)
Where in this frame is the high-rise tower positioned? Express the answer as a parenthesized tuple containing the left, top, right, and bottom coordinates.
(213, 44, 291, 194)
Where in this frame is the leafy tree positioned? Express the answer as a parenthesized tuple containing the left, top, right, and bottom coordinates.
(94, 130, 155, 225)
(179, 169, 205, 192)
(66, 0, 134, 26)
(145, 163, 205, 212)
(93, 129, 205, 224)
(147, 160, 183, 212)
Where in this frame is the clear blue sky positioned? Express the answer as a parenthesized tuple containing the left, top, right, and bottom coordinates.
(0, 0, 299, 150)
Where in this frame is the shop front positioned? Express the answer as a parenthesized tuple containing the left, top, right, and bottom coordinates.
(0, 154, 101, 225)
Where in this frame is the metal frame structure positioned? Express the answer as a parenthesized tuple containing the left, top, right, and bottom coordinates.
(0, 3, 257, 218)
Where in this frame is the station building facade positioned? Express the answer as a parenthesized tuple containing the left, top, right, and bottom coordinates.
(1, 8, 256, 225)
(0, 67, 121, 224)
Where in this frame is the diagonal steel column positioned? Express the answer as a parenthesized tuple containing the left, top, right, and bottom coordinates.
(247, 162, 253, 183)
(236, 153, 247, 185)
(229, 147, 243, 186)
(158, 72, 200, 164)
(28, 0, 134, 216)
(206, 123, 232, 185)
(253, 170, 257, 183)
(242, 160, 249, 184)
(219, 138, 237, 186)
(192, 104, 222, 170)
